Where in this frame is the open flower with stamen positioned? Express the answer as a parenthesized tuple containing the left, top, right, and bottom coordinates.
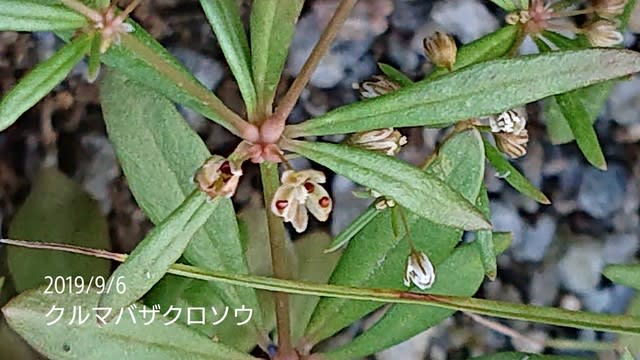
(95, 6, 135, 53)
(489, 109, 526, 134)
(271, 170, 333, 233)
(489, 109, 529, 159)
(194, 155, 242, 199)
(584, 20, 624, 47)
(348, 128, 407, 156)
(403, 250, 436, 290)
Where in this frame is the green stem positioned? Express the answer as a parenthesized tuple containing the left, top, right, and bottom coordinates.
(273, 0, 357, 126)
(259, 163, 294, 357)
(2, 238, 640, 336)
(60, 0, 102, 22)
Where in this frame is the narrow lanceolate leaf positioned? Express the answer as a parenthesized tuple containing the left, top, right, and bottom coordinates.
(99, 191, 216, 317)
(302, 130, 485, 345)
(101, 70, 265, 333)
(325, 205, 379, 253)
(286, 49, 640, 137)
(488, 0, 519, 11)
(3, 289, 255, 360)
(96, 22, 245, 136)
(251, 0, 304, 113)
(0, 1, 87, 31)
(0, 34, 90, 132)
(322, 233, 511, 360)
(556, 92, 607, 169)
(8, 167, 110, 293)
(3, 240, 640, 337)
(200, 0, 258, 116)
(474, 186, 497, 280)
(483, 138, 550, 204)
(426, 25, 520, 80)
(285, 139, 490, 230)
(87, 33, 102, 83)
(378, 63, 414, 87)
(603, 264, 640, 290)
(471, 353, 583, 360)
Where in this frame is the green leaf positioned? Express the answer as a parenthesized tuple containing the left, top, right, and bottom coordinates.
(621, 294, 640, 356)
(603, 264, 640, 290)
(290, 232, 341, 343)
(322, 233, 512, 359)
(325, 205, 378, 253)
(426, 25, 520, 80)
(483, 138, 550, 204)
(7, 167, 110, 293)
(100, 70, 264, 332)
(302, 129, 485, 345)
(87, 33, 102, 83)
(471, 353, 584, 360)
(286, 49, 640, 137)
(556, 91, 607, 169)
(99, 191, 216, 318)
(0, 34, 90, 132)
(475, 185, 497, 280)
(488, 0, 519, 11)
(250, 0, 304, 112)
(3, 288, 255, 360)
(0, 0, 87, 31)
(145, 275, 262, 352)
(621, 348, 635, 360)
(200, 0, 258, 115)
(95, 22, 244, 136)
(285, 139, 490, 230)
(378, 63, 414, 87)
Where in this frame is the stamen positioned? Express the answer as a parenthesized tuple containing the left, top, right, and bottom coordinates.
(304, 182, 315, 193)
(275, 200, 289, 211)
(319, 196, 331, 208)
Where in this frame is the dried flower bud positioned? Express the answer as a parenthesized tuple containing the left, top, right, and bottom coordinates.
(489, 109, 527, 135)
(348, 128, 408, 156)
(271, 170, 333, 233)
(584, 20, 623, 47)
(424, 31, 457, 71)
(355, 75, 401, 98)
(494, 129, 529, 159)
(194, 156, 242, 199)
(403, 250, 435, 290)
(374, 197, 396, 210)
(593, 0, 627, 19)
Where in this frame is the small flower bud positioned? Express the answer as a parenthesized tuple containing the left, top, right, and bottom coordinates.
(593, 0, 627, 19)
(355, 75, 400, 98)
(403, 250, 436, 290)
(347, 128, 408, 156)
(494, 129, 529, 159)
(584, 20, 623, 47)
(489, 109, 527, 135)
(505, 10, 531, 25)
(424, 31, 457, 71)
(194, 156, 242, 199)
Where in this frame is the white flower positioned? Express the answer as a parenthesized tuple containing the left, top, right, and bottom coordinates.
(271, 170, 333, 233)
(403, 251, 436, 290)
(424, 31, 457, 70)
(593, 0, 627, 19)
(193, 156, 242, 199)
(348, 128, 408, 156)
(489, 109, 527, 135)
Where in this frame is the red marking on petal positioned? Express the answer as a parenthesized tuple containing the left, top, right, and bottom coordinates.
(275, 200, 289, 211)
(219, 161, 231, 175)
(319, 196, 331, 208)
(304, 182, 315, 193)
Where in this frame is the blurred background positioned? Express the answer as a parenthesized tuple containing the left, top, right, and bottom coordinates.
(0, 0, 639, 358)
